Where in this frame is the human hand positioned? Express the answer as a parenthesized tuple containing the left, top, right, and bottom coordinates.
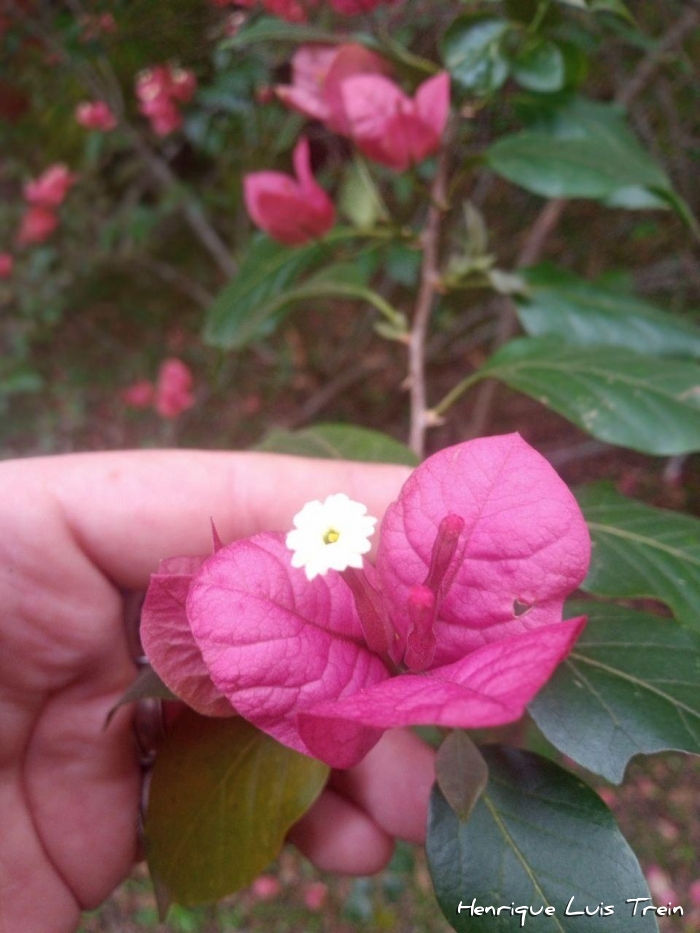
(0, 450, 435, 933)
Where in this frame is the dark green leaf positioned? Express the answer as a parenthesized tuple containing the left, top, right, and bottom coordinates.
(203, 231, 364, 350)
(146, 711, 329, 908)
(517, 265, 700, 359)
(441, 16, 510, 94)
(577, 483, 700, 631)
(588, 0, 635, 23)
(435, 731, 489, 820)
(486, 132, 666, 200)
(554, 0, 635, 21)
(479, 337, 700, 455)
(221, 16, 342, 48)
(511, 39, 566, 93)
(256, 423, 419, 465)
(530, 601, 700, 784)
(204, 236, 327, 350)
(487, 96, 674, 206)
(1, 372, 43, 397)
(427, 746, 657, 933)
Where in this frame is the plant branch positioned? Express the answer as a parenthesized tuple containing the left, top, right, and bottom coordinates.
(466, 198, 565, 437)
(408, 149, 449, 458)
(131, 256, 215, 309)
(121, 126, 237, 280)
(616, 7, 699, 109)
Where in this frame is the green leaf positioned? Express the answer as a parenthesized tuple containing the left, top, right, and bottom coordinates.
(106, 665, 178, 727)
(146, 711, 329, 908)
(339, 159, 386, 230)
(517, 265, 700, 359)
(554, 0, 635, 20)
(221, 16, 341, 48)
(256, 423, 419, 466)
(588, 0, 635, 23)
(204, 236, 328, 350)
(0, 369, 42, 399)
(441, 16, 511, 94)
(203, 231, 368, 350)
(479, 337, 700, 455)
(529, 601, 700, 784)
(487, 96, 674, 206)
(576, 483, 700, 632)
(435, 731, 489, 821)
(486, 132, 665, 201)
(510, 38, 566, 93)
(427, 746, 658, 933)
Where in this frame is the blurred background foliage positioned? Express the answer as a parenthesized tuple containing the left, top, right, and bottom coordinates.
(1, 0, 699, 467)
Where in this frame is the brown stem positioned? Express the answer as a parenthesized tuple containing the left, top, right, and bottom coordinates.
(122, 127, 237, 280)
(131, 256, 215, 309)
(616, 7, 699, 109)
(468, 198, 565, 438)
(408, 150, 449, 458)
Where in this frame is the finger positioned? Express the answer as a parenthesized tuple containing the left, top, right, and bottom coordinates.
(330, 729, 436, 844)
(25, 682, 140, 910)
(0, 774, 80, 933)
(1, 451, 410, 588)
(287, 786, 394, 875)
(0, 486, 141, 912)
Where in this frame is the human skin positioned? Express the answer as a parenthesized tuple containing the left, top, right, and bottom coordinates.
(0, 451, 435, 933)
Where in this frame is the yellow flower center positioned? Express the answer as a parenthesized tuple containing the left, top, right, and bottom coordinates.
(323, 528, 340, 545)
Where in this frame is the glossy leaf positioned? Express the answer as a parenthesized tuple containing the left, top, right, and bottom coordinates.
(517, 265, 700, 359)
(487, 96, 673, 205)
(530, 601, 700, 783)
(203, 230, 364, 350)
(222, 16, 338, 48)
(441, 16, 510, 94)
(479, 337, 700, 455)
(577, 483, 700, 631)
(589, 0, 635, 22)
(510, 39, 566, 93)
(487, 132, 666, 201)
(435, 730, 488, 820)
(256, 423, 419, 465)
(146, 711, 329, 908)
(427, 746, 657, 933)
(554, 0, 634, 22)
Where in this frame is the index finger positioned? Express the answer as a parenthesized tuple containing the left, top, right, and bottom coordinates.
(2, 450, 411, 588)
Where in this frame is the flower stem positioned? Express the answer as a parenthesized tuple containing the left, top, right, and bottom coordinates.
(430, 371, 484, 421)
(408, 148, 449, 458)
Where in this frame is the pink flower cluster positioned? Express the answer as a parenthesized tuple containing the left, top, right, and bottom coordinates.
(122, 358, 196, 419)
(17, 163, 77, 246)
(135, 65, 197, 136)
(244, 40, 450, 245)
(141, 434, 590, 770)
(78, 12, 117, 41)
(75, 100, 117, 132)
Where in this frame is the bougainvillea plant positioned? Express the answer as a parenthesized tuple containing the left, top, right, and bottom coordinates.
(3, 0, 700, 930)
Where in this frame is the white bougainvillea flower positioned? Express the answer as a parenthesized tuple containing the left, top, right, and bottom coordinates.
(285, 492, 377, 580)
